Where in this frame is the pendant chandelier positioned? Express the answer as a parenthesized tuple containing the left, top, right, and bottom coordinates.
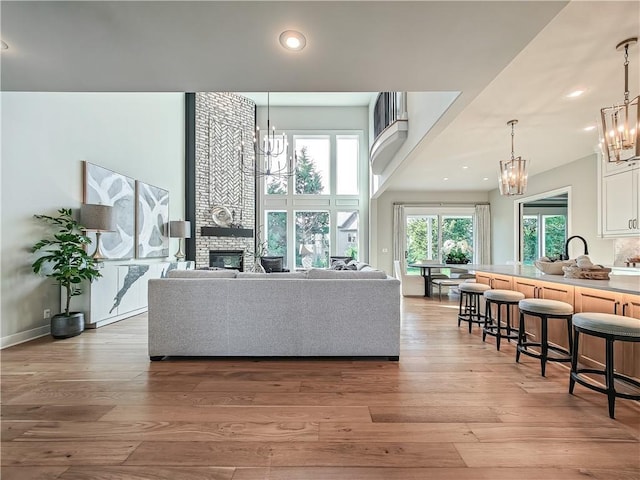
(498, 119, 529, 196)
(601, 37, 639, 163)
(241, 92, 295, 178)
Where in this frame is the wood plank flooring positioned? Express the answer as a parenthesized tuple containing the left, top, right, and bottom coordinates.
(2, 296, 639, 479)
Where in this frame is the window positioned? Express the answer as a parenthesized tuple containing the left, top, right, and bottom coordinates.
(336, 211, 359, 260)
(336, 136, 359, 195)
(405, 207, 474, 274)
(295, 136, 330, 195)
(265, 210, 287, 262)
(296, 211, 330, 268)
(260, 130, 365, 269)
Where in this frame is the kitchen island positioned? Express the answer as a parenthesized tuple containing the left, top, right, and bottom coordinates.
(463, 264, 639, 295)
(458, 264, 639, 380)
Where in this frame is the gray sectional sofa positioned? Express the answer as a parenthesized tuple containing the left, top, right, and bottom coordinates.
(147, 268, 401, 360)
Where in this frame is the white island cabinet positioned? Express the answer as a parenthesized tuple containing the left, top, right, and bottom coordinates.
(68, 261, 193, 328)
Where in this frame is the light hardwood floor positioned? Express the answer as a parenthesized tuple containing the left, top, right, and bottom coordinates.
(2, 296, 639, 480)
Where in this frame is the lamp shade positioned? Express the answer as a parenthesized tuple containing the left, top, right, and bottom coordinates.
(80, 204, 116, 231)
(169, 220, 191, 239)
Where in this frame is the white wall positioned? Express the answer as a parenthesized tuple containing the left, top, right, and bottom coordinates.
(1, 92, 185, 346)
(372, 190, 490, 275)
(490, 153, 615, 265)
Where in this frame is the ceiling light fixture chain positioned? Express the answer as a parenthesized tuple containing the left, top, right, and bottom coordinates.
(509, 119, 517, 161)
(600, 37, 639, 163)
(623, 42, 630, 105)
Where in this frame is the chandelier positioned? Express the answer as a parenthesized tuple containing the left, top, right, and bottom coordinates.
(241, 92, 295, 178)
(498, 119, 529, 196)
(601, 37, 639, 163)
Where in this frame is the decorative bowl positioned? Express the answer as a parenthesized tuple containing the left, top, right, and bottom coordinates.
(534, 259, 574, 275)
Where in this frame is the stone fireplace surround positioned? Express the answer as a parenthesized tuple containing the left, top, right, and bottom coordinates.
(195, 92, 256, 269)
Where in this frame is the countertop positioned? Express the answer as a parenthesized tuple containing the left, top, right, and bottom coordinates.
(459, 264, 640, 295)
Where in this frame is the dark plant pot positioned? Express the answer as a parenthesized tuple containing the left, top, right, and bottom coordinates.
(51, 312, 84, 339)
(445, 259, 470, 265)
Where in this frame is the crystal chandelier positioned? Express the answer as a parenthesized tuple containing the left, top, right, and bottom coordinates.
(241, 92, 295, 178)
(601, 37, 639, 163)
(499, 119, 529, 196)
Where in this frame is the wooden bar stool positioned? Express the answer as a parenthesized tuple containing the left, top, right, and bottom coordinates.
(570, 312, 640, 419)
(458, 283, 491, 333)
(516, 298, 574, 376)
(483, 289, 525, 351)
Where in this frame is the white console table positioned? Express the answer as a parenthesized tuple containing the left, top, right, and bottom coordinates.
(68, 261, 193, 328)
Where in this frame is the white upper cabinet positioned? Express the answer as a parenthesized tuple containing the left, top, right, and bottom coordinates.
(601, 161, 639, 237)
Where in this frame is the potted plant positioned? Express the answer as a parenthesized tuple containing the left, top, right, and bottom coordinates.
(442, 239, 472, 264)
(32, 208, 102, 338)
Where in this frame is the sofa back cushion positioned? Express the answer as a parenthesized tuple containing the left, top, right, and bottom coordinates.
(306, 268, 387, 280)
(167, 269, 238, 279)
(237, 272, 307, 279)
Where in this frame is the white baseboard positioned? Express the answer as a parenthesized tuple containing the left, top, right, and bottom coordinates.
(1, 325, 50, 349)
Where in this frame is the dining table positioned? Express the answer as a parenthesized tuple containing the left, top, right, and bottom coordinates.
(408, 262, 450, 297)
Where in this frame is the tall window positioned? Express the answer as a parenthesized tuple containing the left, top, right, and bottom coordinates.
(261, 130, 365, 269)
(405, 207, 474, 274)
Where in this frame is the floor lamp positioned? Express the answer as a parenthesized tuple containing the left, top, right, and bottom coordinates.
(80, 204, 116, 261)
(169, 220, 191, 260)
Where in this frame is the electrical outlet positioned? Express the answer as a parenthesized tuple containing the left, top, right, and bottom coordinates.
(382, 248, 389, 253)
(43, 309, 51, 319)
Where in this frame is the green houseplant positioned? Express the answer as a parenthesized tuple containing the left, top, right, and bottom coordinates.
(32, 208, 102, 338)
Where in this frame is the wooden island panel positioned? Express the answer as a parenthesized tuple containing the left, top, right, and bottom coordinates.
(511, 279, 574, 352)
(623, 294, 640, 377)
(476, 272, 513, 290)
(574, 287, 640, 378)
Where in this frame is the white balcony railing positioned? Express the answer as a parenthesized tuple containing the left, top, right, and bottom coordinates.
(370, 92, 408, 175)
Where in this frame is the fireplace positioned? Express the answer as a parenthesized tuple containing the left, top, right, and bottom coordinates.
(209, 250, 244, 271)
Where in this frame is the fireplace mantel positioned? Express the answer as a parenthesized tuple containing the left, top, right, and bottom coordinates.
(200, 226, 253, 238)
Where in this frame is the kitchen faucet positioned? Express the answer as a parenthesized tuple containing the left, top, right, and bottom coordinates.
(560, 235, 589, 260)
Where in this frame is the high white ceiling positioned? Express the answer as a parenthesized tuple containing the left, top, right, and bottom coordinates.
(2, 1, 638, 195)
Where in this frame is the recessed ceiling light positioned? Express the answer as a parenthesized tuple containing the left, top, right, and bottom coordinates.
(0, 41, 8, 50)
(566, 90, 585, 98)
(483, 177, 489, 181)
(443, 177, 449, 181)
(583, 125, 597, 132)
(279, 30, 306, 51)
(462, 166, 469, 170)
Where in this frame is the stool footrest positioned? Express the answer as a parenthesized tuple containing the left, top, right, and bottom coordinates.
(571, 369, 640, 400)
(483, 325, 518, 339)
(517, 343, 571, 362)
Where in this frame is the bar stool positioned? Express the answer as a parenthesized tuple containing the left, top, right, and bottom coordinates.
(458, 283, 491, 333)
(516, 298, 573, 376)
(570, 312, 640, 419)
(483, 289, 525, 351)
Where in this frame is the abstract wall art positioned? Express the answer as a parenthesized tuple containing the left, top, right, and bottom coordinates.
(136, 180, 169, 258)
(83, 161, 136, 259)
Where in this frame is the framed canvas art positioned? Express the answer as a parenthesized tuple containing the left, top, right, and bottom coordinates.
(136, 180, 169, 258)
(83, 161, 135, 259)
